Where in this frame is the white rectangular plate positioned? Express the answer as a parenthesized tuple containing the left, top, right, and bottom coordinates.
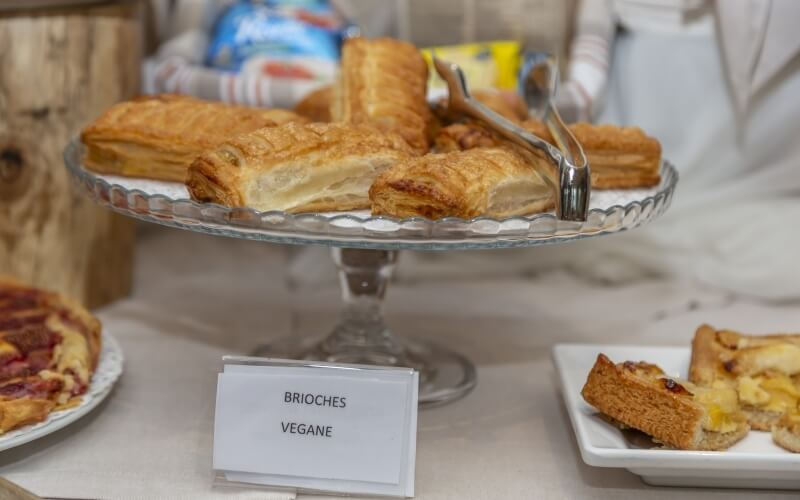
(553, 343, 800, 489)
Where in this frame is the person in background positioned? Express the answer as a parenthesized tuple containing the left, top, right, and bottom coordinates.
(536, 0, 800, 301)
(355, 0, 800, 302)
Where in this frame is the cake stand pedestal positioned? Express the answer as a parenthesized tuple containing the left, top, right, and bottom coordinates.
(258, 248, 477, 406)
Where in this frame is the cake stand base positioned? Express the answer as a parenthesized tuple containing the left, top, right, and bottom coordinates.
(254, 336, 476, 407)
(253, 248, 477, 407)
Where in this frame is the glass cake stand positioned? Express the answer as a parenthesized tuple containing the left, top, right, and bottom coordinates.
(65, 140, 677, 406)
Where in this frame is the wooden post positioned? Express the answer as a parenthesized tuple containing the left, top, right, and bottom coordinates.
(0, 1, 141, 308)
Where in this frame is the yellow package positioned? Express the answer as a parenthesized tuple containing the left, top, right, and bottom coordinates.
(421, 41, 521, 91)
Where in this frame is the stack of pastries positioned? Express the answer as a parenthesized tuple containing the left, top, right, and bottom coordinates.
(81, 37, 663, 220)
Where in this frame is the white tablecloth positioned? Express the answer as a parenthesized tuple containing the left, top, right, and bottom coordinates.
(0, 226, 797, 500)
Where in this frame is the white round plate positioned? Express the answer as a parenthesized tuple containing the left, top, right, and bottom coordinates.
(0, 333, 124, 452)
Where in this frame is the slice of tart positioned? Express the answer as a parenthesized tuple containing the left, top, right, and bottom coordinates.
(582, 353, 749, 450)
(689, 324, 800, 430)
(0, 277, 102, 433)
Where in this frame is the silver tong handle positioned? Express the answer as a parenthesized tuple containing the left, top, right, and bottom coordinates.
(522, 52, 589, 167)
(433, 57, 591, 221)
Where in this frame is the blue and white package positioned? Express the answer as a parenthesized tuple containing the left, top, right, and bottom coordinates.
(206, 0, 354, 84)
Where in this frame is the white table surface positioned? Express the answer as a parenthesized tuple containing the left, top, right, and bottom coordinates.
(1, 225, 798, 500)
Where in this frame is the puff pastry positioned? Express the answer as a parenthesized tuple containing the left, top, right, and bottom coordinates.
(81, 94, 308, 182)
(434, 89, 529, 124)
(435, 120, 662, 189)
(186, 122, 413, 212)
(524, 120, 661, 189)
(435, 122, 498, 151)
(331, 38, 432, 154)
(369, 148, 554, 219)
(295, 85, 333, 122)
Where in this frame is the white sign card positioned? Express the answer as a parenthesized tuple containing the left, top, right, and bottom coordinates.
(213, 356, 419, 497)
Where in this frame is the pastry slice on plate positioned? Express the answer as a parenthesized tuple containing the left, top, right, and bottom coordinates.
(524, 121, 661, 189)
(369, 148, 554, 219)
(689, 324, 800, 431)
(434, 120, 662, 189)
(186, 122, 413, 213)
(582, 353, 749, 451)
(81, 94, 308, 182)
(331, 37, 432, 154)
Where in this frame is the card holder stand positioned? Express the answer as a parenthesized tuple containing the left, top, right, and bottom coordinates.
(212, 356, 418, 498)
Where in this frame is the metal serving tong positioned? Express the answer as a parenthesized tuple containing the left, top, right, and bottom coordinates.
(433, 55, 590, 221)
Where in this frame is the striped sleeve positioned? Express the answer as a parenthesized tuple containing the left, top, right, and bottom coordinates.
(555, 0, 616, 123)
(142, 18, 332, 109)
(145, 55, 329, 108)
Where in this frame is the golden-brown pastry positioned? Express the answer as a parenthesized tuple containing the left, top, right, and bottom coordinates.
(331, 37, 431, 154)
(689, 324, 800, 430)
(525, 121, 661, 189)
(369, 148, 554, 219)
(582, 354, 749, 451)
(295, 85, 333, 122)
(424, 104, 444, 148)
(435, 120, 662, 189)
(434, 89, 528, 124)
(81, 94, 308, 182)
(186, 122, 413, 213)
(434, 121, 498, 152)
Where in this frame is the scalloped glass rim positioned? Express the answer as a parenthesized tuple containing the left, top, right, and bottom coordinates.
(64, 139, 677, 250)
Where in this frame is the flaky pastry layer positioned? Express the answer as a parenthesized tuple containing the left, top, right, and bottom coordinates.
(332, 38, 432, 154)
(369, 148, 554, 219)
(435, 120, 662, 189)
(186, 122, 413, 212)
(81, 94, 308, 182)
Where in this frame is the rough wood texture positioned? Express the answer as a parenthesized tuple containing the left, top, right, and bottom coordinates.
(0, 2, 141, 308)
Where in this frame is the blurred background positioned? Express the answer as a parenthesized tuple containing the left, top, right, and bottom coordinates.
(2, 0, 800, 307)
